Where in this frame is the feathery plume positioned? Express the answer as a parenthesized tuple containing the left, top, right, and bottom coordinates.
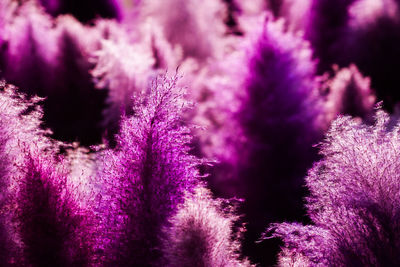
(237, 16, 323, 265)
(323, 64, 376, 125)
(98, 74, 200, 265)
(196, 15, 323, 265)
(15, 152, 94, 266)
(270, 109, 400, 266)
(0, 81, 54, 264)
(162, 186, 252, 267)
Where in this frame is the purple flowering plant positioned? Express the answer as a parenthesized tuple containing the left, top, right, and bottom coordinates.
(268, 108, 400, 266)
(1, 0, 400, 266)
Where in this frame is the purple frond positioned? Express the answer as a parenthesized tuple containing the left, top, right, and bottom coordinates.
(235, 17, 323, 264)
(323, 64, 376, 124)
(240, 17, 321, 207)
(0, 81, 97, 266)
(98, 74, 200, 265)
(271, 109, 400, 266)
(194, 16, 324, 265)
(266, 223, 336, 266)
(91, 38, 156, 138)
(0, 81, 54, 264)
(162, 186, 252, 267)
(91, 20, 181, 139)
(0, 81, 52, 175)
(16, 153, 94, 266)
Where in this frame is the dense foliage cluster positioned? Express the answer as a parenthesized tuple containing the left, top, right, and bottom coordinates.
(0, 0, 400, 266)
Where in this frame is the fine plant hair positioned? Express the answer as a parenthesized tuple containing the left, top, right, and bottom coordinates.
(224, 16, 323, 265)
(2, 1, 399, 266)
(322, 64, 376, 125)
(15, 152, 94, 266)
(91, 20, 180, 141)
(0, 82, 36, 264)
(0, 81, 93, 265)
(0, 81, 53, 264)
(269, 108, 400, 266)
(162, 186, 253, 267)
(91, 39, 156, 140)
(193, 15, 323, 265)
(98, 74, 201, 266)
